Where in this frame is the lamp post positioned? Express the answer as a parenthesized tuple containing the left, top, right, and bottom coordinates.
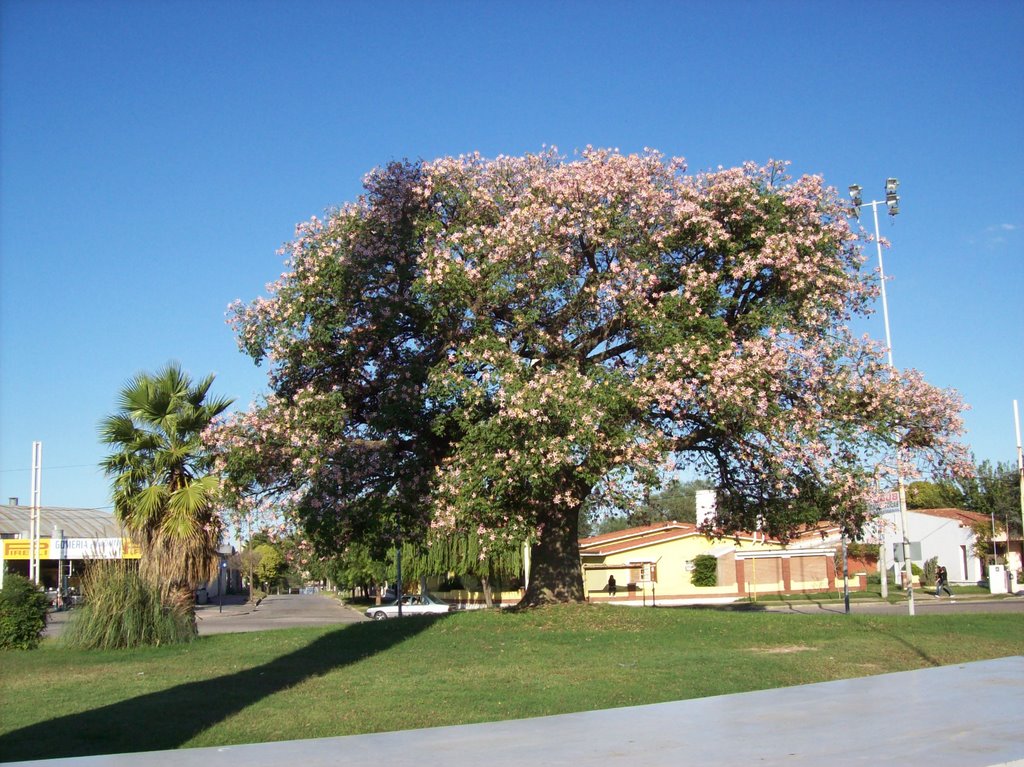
(850, 180, 916, 616)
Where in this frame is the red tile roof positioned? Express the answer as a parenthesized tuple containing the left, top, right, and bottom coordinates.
(579, 520, 771, 556)
(910, 507, 990, 526)
(579, 521, 695, 549)
(580, 527, 701, 556)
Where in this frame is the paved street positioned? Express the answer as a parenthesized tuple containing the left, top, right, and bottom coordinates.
(194, 592, 367, 634)
(43, 592, 367, 639)
(44, 591, 1023, 639)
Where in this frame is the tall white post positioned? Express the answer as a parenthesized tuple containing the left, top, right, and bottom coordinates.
(1014, 400, 1023, 569)
(30, 442, 42, 585)
(869, 202, 914, 616)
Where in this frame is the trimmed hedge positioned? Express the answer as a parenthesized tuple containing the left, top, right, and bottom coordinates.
(691, 554, 718, 587)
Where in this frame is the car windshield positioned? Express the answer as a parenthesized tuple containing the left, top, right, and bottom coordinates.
(392, 593, 447, 606)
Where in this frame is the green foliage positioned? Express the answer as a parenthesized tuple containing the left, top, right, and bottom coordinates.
(321, 543, 389, 592)
(0, 574, 48, 650)
(99, 362, 232, 595)
(911, 562, 923, 578)
(971, 522, 994, 561)
(959, 460, 1021, 537)
(583, 479, 713, 535)
(230, 548, 263, 601)
(214, 153, 969, 605)
(691, 555, 718, 587)
(906, 480, 964, 510)
(586, 513, 631, 537)
(639, 479, 713, 525)
(253, 544, 286, 588)
(421, 529, 524, 585)
(923, 557, 939, 587)
(911, 459, 1021, 537)
(61, 562, 196, 649)
(845, 542, 879, 562)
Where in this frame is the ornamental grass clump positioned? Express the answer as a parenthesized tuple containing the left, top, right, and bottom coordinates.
(0, 574, 49, 650)
(61, 561, 196, 649)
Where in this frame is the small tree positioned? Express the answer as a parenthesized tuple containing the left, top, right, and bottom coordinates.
(100, 363, 232, 613)
(0, 574, 48, 650)
(906, 481, 964, 510)
(253, 543, 285, 591)
(230, 548, 263, 601)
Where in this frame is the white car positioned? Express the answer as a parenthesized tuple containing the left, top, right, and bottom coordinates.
(365, 593, 452, 620)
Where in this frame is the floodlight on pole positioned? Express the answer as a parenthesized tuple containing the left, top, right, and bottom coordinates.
(850, 181, 915, 616)
(885, 178, 900, 215)
(848, 185, 863, 218)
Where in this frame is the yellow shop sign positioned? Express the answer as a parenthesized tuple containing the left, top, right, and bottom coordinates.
(2, 538, 140, 560)
(2, 539, 50, 560)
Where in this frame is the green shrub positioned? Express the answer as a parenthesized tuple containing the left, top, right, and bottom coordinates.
(0, 574, 49, 650)
(923, 557, 938, 587)
(61, 561, 196, 649)
(845, 542, 879, 563)
(691, 555, 718, 587)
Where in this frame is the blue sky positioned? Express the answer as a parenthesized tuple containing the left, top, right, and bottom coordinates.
(2, 1, 1021, 511)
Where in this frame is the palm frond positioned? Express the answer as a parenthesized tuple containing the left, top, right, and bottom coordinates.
(99, 362, 231, 595)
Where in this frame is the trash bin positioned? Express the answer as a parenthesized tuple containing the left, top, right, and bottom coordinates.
(988, 565, 1007, 595)
(195, 587, 209, 605)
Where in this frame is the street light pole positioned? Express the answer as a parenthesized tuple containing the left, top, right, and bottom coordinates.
(850, 180, 915, 616)
(1015, 400, 1024, 576)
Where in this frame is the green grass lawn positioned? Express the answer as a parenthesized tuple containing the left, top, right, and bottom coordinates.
(1, 605, 1021, 762)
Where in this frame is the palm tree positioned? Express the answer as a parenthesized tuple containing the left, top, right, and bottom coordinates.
(100, 363, 233, 612)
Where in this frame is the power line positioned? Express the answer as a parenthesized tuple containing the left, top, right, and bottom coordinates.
(0, 463, 98, 473)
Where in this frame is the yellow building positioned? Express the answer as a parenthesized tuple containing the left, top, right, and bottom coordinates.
(580, 521, 851, 604)
(0, 504, 138, 597)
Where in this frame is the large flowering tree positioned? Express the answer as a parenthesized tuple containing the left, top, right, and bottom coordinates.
(210, 149, 969, 606)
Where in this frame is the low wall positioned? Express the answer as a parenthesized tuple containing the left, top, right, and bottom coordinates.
(435, 589, 522, 608)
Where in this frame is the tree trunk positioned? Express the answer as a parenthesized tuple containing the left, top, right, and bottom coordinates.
(519, 504, 585, 606)
(166, 582, 198, 636)
(481, 574, 494, 608)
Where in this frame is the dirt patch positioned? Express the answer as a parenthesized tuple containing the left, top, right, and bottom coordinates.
(749, 645, 812, 654)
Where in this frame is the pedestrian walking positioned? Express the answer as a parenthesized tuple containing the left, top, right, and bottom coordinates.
(934, 565, 953, 598)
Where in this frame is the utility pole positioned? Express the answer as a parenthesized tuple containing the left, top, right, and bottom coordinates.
(849, 180, 914, 616)
(30, 442, 42, 585)
(1015, 401, 1023, 573)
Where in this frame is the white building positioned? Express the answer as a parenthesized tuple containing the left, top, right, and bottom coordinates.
(877, 507, 989, 584)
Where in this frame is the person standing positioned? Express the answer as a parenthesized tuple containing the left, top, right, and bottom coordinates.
(934, 565, 953, 598)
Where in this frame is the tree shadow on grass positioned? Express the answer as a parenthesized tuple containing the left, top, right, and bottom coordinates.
(0, 617, 441, 762)
(861, 621, 942, 668)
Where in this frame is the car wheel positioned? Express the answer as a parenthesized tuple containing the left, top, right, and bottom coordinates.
(372, 611, 388, 620)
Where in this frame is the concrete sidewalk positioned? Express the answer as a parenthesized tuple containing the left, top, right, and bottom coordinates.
(9, 656, 1023, 766)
